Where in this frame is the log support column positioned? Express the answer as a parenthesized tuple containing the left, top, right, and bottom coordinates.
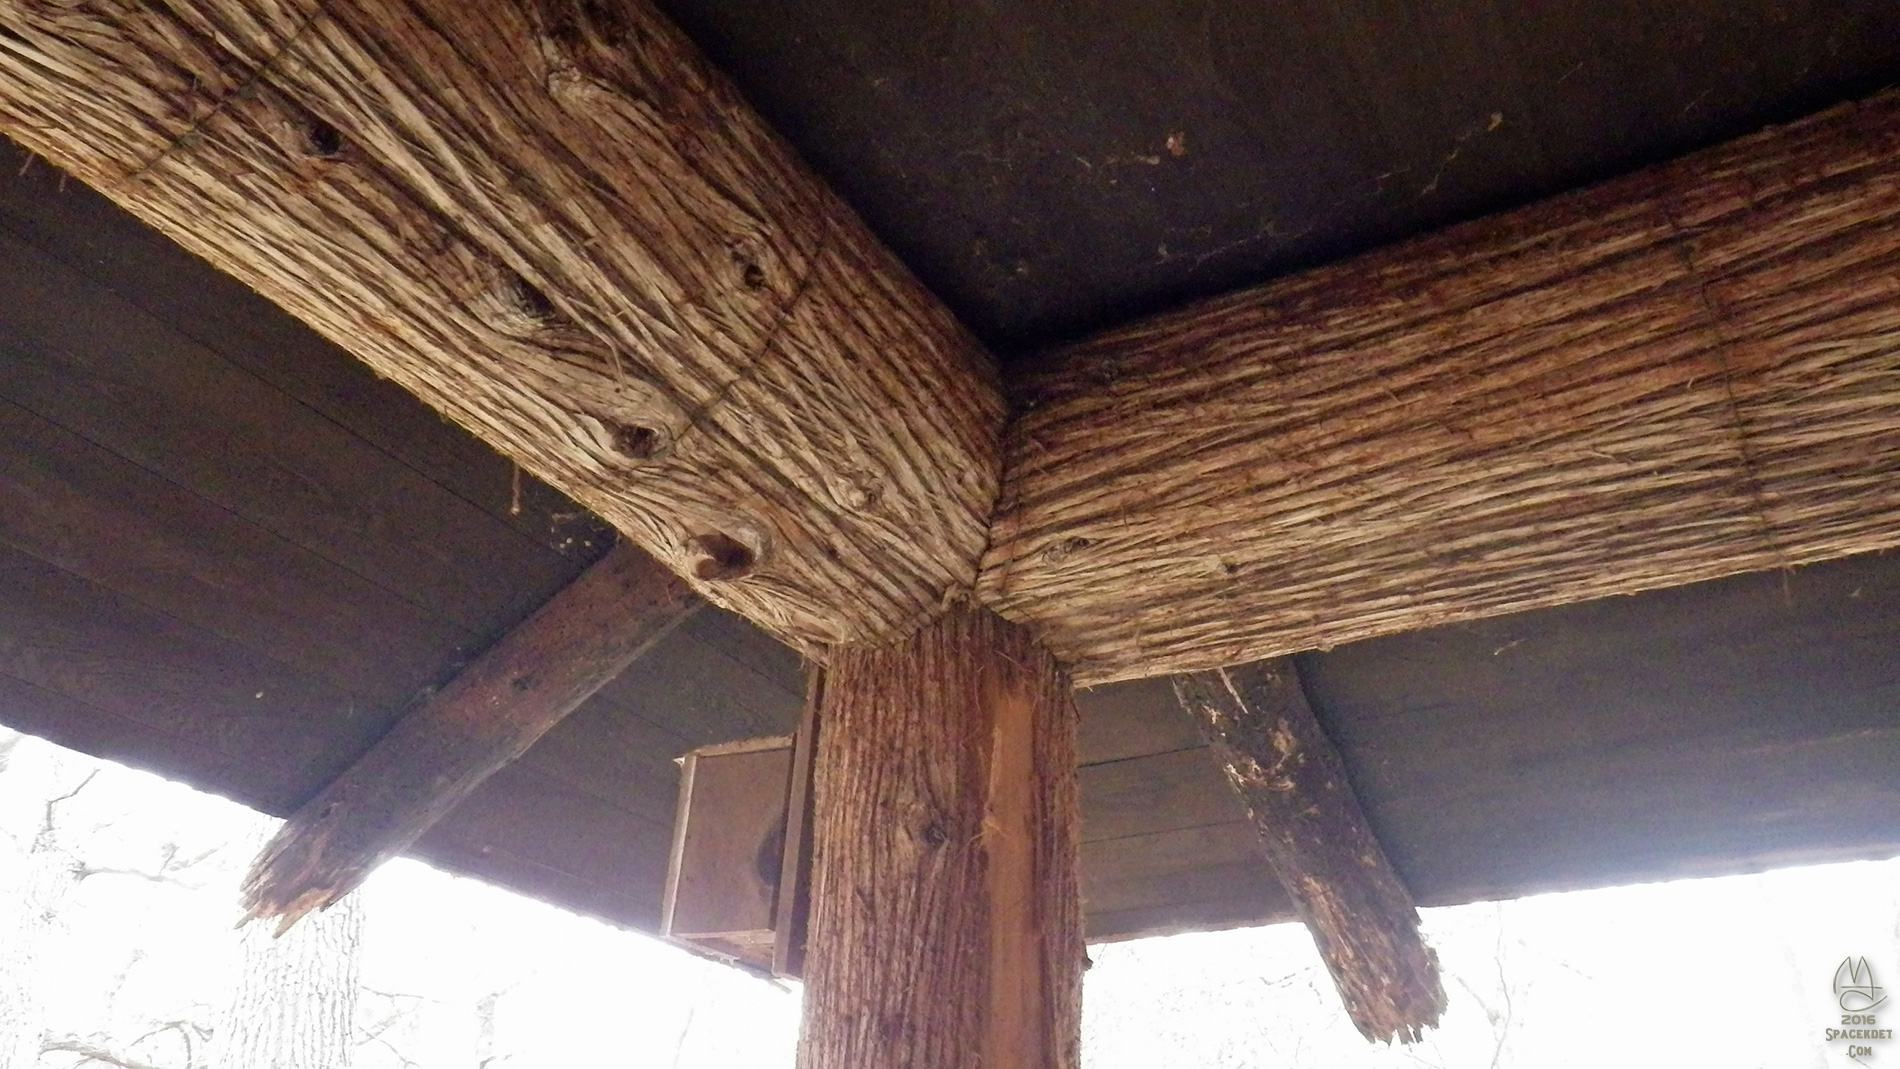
(799, 607, 1082, 1069)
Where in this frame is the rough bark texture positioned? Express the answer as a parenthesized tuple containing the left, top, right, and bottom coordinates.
(241, 539, 698, 931)
(799, 607, 1082, 1069)
(986, 92, 1900, 683)
(214, 825, 363, 1069)
(0, 739, 85, 1069)
(0, 0, 1001, 655)
(1174, 660, 1445, 1044)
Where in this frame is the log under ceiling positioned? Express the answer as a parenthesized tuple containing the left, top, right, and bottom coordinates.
(0, 0, 1896, 942)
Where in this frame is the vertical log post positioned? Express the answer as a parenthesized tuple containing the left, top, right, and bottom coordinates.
(799, 607, 1083, 1069)
(1175, 659, 1446, 1044)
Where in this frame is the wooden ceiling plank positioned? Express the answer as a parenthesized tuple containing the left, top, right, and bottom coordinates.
(986, 91, 1900, 683)
(8, 1, 1899, 688)
(239, 539, 698, 932)
(0, 136, 614, 567)
(0, 0, 1001, 655)
(413, 758, 680, 932)
(0, 544, 388, 807)
(0, 228, 584, 635)
(1175, 658, 1446, 1045)
(0, 394, 470, 699)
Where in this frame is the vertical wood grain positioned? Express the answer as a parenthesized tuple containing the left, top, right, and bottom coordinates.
(800, 607, 1082, 1069)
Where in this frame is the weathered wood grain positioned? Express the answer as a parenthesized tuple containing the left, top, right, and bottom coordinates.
(0, 227, 586, 635)
(241, 539, 698, 931)
(0, 0, 1001, 654)
(1175, 659, 1445, 1044)
(1080, 821, 1290, 942)
(0, 136, 615, 566)
(986, 91, 1900, 683)
(0, 394, 468, 699)
(1077, 746, 1247, 844)
(800, 608, 1082, 1069)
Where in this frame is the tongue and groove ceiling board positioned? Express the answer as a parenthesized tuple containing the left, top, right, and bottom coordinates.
(0, 0, 1896, 942)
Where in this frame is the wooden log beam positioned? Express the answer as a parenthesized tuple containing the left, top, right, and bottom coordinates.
(0, 0, 1000, 655)
(241, 540, 698, 932)
(1174, 658, 1445, 1044)
(985, 92, 1900, 683)
(799, 607, 1083, 1069)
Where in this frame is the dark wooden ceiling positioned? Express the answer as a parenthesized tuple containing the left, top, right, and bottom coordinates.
(0, 0, 1897, 941)
(659, 0, 1900, 353)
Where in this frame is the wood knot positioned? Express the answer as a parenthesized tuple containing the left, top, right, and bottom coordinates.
(504, 271, 562, 326)
(301, 117, 345, 160)
(608, 421, 667, 461)
(689, 530, 761, 582)
(829, 474, 882, 512)
(579, 396, 690, 472)
(1041, 535, 1095, 564)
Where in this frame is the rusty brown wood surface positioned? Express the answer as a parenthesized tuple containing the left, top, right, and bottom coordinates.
(800, 608, 1083, 1069)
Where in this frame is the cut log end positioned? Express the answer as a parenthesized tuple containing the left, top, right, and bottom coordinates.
(1320, 913, 1448, 1044)
(238, 820, 355, 936)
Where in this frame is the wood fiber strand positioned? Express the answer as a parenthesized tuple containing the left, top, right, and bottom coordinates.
(985, 92, 1900, 683)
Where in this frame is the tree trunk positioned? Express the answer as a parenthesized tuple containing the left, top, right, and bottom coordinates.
(0, 736, 88, 1069)
(0, 830, 74, 1069)
(211, 824, 363, 1069)
(798, 607, 1082, 1069)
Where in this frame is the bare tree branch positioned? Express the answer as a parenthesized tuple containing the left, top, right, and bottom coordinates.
(77, 841, 223, 890)
(356, 987, 428, 1049)
(125, 1019, 209, 1069)
(35, 769, 101, 849)
(41, 1035, 171, 1069)
(364, 1031, 424, 1069)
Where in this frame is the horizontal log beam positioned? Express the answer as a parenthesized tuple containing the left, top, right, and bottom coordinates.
(984, 92, 1900, 683)
(241, 540, 698, 931)
(1174, 659, 1444, 1044)
(0, 0, 1000, 655)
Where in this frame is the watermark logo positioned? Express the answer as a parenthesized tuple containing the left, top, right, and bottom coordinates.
(1828, 957, 1893, 1063)
(1841, 959, 1890, 1013)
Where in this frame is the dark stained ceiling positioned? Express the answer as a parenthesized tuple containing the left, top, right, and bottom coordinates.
(658, 0, 1900, 353)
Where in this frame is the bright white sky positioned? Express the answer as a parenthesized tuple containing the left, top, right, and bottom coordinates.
(3, 730, 1896, 1069)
